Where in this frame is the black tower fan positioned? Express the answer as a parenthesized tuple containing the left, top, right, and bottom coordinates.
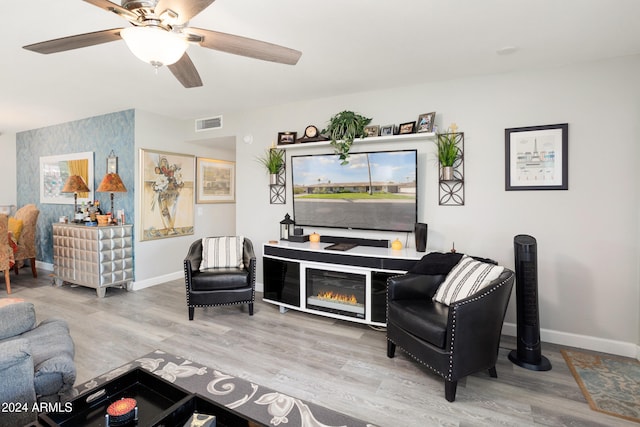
(508, 234, 552, 371)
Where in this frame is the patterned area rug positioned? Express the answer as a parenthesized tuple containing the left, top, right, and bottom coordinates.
(562, 349, 640, 423)
(72, 350, 378, 427)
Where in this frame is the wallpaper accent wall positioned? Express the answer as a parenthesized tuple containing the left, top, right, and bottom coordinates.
(16, 109, 135, 265)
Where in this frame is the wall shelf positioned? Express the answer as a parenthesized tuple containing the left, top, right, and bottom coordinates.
(438, 132, 465, 206)
(269, 152, 286, 204)
(277, 132, 436, 149)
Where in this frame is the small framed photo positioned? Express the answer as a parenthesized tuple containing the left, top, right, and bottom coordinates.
(106, 152, 118, 174)
(364, 125, 380, 137)
(398, 121, 416, 135)
(277, 132, 297, 145)
(380, 125, 395, 136)
(417, 112, 436, 133)
(505, 123, 568, 191)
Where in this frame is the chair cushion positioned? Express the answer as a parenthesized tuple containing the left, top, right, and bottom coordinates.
(8, 217, 23, 242)
(408, 252, 463, 275)
(200, 236, 244, 270)
(434, 255, 504, 306)
(191, 269, 249, 291)
(388, 299, 449, 348)
(0, 302, 35, 341)
(19, 318, 76, 396)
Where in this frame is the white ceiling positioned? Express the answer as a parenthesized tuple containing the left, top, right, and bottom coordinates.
(2, 0, 640, 134)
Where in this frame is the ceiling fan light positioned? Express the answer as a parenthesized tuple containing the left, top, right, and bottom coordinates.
(121, 26, 188, 67)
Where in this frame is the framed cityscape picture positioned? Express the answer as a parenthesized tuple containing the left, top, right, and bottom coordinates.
(505, 123, 568, 191)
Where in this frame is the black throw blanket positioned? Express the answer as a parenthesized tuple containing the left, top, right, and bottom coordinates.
(408, 252, 464, 275)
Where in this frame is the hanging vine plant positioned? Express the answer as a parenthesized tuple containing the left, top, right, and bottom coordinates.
(322, 110, 372, 165)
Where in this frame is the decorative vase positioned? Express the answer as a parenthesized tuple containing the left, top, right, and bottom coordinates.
(442, 166, 454, 181)
(414, 223, 428, 252)
(309, 232, 320, 243)
(269, 174, 279, 185)
(158, 188, 180, 234)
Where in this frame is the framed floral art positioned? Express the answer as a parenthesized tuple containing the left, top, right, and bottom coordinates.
(139, 149, 195, 241)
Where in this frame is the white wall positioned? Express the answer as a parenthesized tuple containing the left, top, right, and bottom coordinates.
(133, 110, 236, 287)
(215, 56, 639, 357)
(0, 132, 17, 206)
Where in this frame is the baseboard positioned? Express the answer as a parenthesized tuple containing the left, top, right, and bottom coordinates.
(36, 260, 53, 272)
(502, 322, 638, 359)
(132, 271, 183, 291)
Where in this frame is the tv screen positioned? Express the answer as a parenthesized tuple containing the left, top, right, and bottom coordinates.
(291, 149, 417, 232)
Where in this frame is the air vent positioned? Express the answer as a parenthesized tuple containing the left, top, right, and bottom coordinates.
(195, 115, 223, 132)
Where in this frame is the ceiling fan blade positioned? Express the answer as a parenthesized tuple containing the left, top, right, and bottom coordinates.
(167, 53, 203, 88)
(156, 0, 215, 25)
(188, 28, 302, 65)
(23, 29, 123, 54)
(83, 0, 139, 22)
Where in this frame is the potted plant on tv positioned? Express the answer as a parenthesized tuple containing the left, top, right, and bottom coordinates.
(436, 131, 460, 180)
(256, 148, 285, 184)
(323, 110, 372, 165)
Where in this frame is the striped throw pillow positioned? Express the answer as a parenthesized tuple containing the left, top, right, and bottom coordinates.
(200, 236, 244, 270)
(433, 255, 504, 305)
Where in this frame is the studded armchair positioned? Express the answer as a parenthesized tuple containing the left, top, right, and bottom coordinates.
(12, 204, 39, 277)
(183, 237, 256, 320)
(386, 266, 514, 402)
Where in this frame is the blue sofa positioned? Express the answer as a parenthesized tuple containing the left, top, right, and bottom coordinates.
(0, 301, 76, 425)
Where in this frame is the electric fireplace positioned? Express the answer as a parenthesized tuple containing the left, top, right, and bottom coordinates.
(305, 268, 366, 319)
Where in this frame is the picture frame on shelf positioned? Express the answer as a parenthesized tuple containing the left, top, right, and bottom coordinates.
(364, 125, 380, 137)
(398, 121, 416, 134)
(380, 124, 395, 136)
(196, 157, 235, 204)
(505, 123, 568, 191)
(417, 112, 436, 133)
(277, 132, 297, 145)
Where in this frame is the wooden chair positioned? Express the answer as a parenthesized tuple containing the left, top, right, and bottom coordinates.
(0, 214, 12, 294)
(12, 204, 39, 277)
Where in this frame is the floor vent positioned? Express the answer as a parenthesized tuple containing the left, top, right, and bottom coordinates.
(195, 115, 223, 132)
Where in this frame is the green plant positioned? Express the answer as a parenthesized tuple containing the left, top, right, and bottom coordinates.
(256, 148, 285, 174)
(436, 131, 460, 167)
(322, 110, 372, 165)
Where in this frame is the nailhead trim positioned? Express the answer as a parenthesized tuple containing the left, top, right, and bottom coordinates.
(388, 272, 512, 381)
(184, 256, 256, 310)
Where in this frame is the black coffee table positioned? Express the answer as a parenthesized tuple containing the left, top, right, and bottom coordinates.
(37, 367, 264, 427)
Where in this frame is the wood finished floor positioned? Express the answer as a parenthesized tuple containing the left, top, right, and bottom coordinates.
(4, 269, 636, 427)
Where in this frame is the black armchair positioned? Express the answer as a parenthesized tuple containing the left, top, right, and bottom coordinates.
(183, 237, 256, 320)
(386, 266, 514, 402)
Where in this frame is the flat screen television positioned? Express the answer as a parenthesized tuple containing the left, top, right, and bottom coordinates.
(291, 149, 417, 232)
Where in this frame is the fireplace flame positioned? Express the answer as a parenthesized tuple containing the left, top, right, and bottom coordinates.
(317, 291, 358, 305)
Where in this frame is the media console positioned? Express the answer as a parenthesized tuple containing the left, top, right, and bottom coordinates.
(262, 241, 426, 326)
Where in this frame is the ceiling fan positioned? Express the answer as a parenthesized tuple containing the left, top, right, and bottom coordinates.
(23, 0, 302, 88)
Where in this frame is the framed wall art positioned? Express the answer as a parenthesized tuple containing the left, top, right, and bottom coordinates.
(39, 151, 94, 204)
(505, 123, 568, 191)
(196, 157, 236, 204)
(139, 148, 195, 240)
